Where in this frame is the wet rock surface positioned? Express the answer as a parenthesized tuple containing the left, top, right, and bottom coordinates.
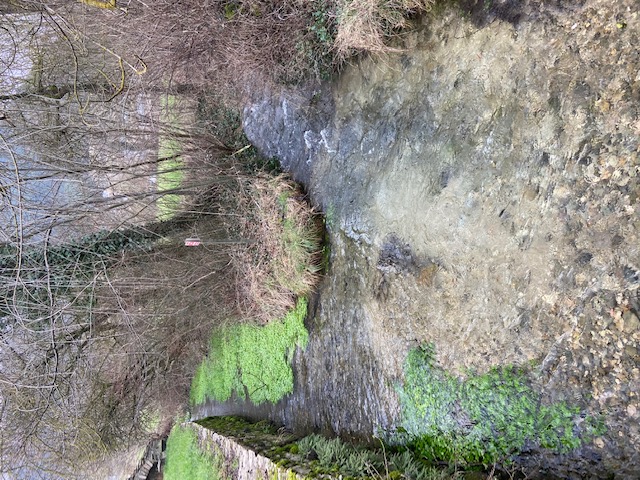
(237, 0, 640, 477)
(195, 236, 401, 442)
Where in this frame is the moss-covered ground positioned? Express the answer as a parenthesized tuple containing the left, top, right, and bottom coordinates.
(196, 416, 452, 480)
(190, 298, 309, 406)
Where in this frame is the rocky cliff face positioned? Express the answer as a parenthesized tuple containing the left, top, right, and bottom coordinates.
(243, 0, 640, 476)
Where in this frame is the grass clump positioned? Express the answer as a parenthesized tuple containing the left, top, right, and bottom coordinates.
(392, 345, 606, 466)
(164, 423, 223, 480)
(229, 175, 323, 323)
(190, 298, 309, 406)
(334, 0, 434, 60)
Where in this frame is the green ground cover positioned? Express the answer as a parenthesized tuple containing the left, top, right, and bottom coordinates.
(294, 434, 451, 480)
(190, 297, 309, 406)
(164, 423, 223, 480)
(393, 345, 605, 466)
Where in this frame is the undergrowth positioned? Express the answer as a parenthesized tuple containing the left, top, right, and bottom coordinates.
(190, 298, 309, 406)
(195, 94, 273, 171)
(154, 0, 436, 98)
(392, 345, 606, 466)
(295, 434, 451, 479)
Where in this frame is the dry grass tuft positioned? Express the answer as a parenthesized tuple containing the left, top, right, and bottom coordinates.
(229, 174, 322, 323)
(334, 0, 434, 60)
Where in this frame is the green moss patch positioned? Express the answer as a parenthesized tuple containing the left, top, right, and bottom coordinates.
(197, 416, 298, 456)
(393, 345, 605, 466)
(190, 298, 309, 406)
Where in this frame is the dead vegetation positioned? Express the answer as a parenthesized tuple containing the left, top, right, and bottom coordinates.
(334, 0, 435, 59)
(57, 0, 434, 102)
(228, 174, 323, 323)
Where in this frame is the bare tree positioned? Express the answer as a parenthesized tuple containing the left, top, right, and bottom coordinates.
(0, 0, 314, 475)
(0, 3, 247, 477)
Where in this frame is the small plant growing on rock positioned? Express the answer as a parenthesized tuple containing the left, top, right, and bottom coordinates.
(392, 344, 606, 466)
